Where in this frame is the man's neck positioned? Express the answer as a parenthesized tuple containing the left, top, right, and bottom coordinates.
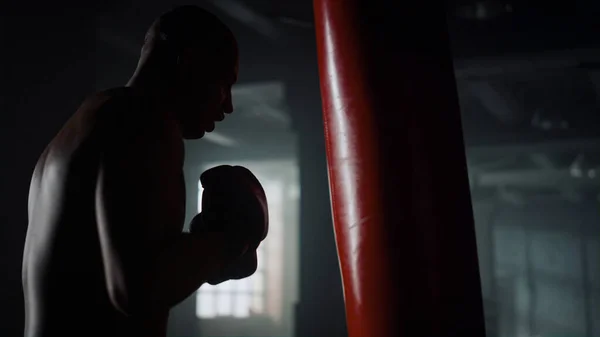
(122, 75, 182, 141)
(126, 55, 175, 103)
(126, 75, 174, 112)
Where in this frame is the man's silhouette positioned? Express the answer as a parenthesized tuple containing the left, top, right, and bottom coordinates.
(22, 6, 267, 337)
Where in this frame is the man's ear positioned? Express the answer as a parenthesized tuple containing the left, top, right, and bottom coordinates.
(179, 47, 206, 66)
(174, 48, 196, 83)
(178, 47, 191, 66)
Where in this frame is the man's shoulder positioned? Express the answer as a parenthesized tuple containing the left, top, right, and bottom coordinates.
(79, 87, 152, 137)
(29, 90, 135, 189)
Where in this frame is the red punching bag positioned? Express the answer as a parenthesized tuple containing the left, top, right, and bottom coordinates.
(313, 1, 486, 337)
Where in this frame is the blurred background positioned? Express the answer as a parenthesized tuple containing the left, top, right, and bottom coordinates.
(1, 1, 600, 336)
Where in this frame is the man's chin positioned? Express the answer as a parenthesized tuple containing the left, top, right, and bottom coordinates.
(207, 271, 253, 286)
(182, 129, 207, 140)
(207, 277, 227, 286)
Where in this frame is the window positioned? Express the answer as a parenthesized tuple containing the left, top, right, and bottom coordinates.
(195, 244, 266, 318)
(195, 161, 298, 324)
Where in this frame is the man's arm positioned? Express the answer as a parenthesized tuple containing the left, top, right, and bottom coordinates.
(95, 120, 234, 316)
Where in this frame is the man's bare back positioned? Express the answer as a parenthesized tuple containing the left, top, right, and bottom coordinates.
(22, 6, 267, 337)
(23, 88, 181, 336)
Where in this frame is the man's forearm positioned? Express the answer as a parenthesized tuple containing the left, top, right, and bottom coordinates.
(136, 232, 227, 313)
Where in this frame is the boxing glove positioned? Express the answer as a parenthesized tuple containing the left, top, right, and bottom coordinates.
(191, 165, 268, 249)
(190, 165, 268, 284)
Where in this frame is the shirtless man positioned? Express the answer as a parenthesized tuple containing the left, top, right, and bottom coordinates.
(22, 6, 268, 337)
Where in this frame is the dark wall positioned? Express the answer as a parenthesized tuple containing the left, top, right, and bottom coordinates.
(1, 6, 100, 336)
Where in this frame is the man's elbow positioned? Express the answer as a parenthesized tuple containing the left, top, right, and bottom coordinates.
(106, 283, 135, 316)
(106, 277, 165, 316)
(104, 269, 147, 316)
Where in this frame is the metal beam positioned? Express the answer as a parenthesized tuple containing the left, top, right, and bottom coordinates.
(467, 80, 521, 123)
(467, 139, 600, 157)
(476, 168, 600, 188)
(185, 132, 297, 166)
(530, 153, 555, 169)
(454, 48, 600, 79)
(201, 131, 239, 147)
(207, 0, 281, 39)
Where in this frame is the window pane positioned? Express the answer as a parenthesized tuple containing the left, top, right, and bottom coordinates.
(253, 271, 264, 293)
(199, 283, 217, 293)
(218, 280, 234, 292)
(252, 294, 264, 314)
(236, 276, 252, 293)
(216, 293, 233, 316)
(233, 294, 252, 318)
(196, 293, 216, 319)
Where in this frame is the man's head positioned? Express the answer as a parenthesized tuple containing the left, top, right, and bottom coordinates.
(131, 5, 239, 139)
